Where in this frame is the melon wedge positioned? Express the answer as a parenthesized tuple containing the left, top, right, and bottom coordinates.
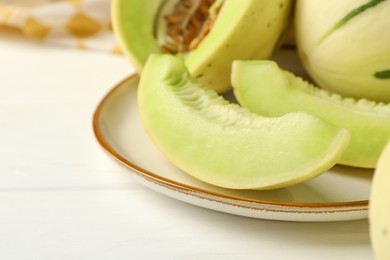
(138, 54, 349, 190)
(232, 60, 390, 168)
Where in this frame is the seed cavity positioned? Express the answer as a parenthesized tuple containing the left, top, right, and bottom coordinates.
(169, 76, 262, 128)
(161, 0, 222, 54)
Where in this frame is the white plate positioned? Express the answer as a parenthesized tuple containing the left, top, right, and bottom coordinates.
(93, 72, 373, 222)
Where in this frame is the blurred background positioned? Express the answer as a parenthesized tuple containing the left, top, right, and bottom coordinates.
(0, 0, 120, 53)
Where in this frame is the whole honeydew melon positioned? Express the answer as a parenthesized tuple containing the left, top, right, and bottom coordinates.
(138, 54, 350, 190)
(295, 0, 390, 102)
(370, 141, 390, 259)
(112, 0, 293, 93)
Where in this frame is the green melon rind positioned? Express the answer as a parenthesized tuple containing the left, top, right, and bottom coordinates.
(319, 0, 387, 43)
(112, 0, 293, 93)
(369, 140, 390, 260)
(138, 54, 349, 190)
(111, 0, 161, 70)
(232, 60, 390, 168)
(295, 0, 390, 102)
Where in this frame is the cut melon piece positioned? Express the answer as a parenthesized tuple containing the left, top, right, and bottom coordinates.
(232, 60, 390, 168)
(138, 54, 349, 190)
(112, 0, 293, 92)
(370, 140, 390, 260)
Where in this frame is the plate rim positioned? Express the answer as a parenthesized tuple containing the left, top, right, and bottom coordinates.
(92, 74, 369, 213)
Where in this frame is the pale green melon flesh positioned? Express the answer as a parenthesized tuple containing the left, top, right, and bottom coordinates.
(138, 54, 349, 190)
(232, 60, 390, 168)
(370, 141, 390, 260)
(112, 0, 293, 92)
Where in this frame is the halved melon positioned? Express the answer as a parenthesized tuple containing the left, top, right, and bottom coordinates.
(112, 0, 293, 92)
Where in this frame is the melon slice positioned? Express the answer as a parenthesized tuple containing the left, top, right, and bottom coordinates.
(232, 60, 390, 168)
(138, 54, 349, 190)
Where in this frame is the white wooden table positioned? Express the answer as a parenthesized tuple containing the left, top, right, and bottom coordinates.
(0, 30, 374, 260)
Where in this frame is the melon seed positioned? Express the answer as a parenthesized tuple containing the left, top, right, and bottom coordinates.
(162, 0, 220, 53)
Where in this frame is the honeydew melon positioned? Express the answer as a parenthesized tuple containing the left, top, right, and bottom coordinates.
(295, 0, 390, 102)
(232, 60, 390, 168)
(370, 140, 390, 260)
(138, 54, 350, 190)
(112, 0, 293, 93)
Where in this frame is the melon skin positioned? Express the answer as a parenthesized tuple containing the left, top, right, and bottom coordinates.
(231, 60, 390, 168)
(138, 54, 349, 190)
(370, 141, 390, 260)
(112, 0, 293, 93)
(295, 0, 390, 102)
